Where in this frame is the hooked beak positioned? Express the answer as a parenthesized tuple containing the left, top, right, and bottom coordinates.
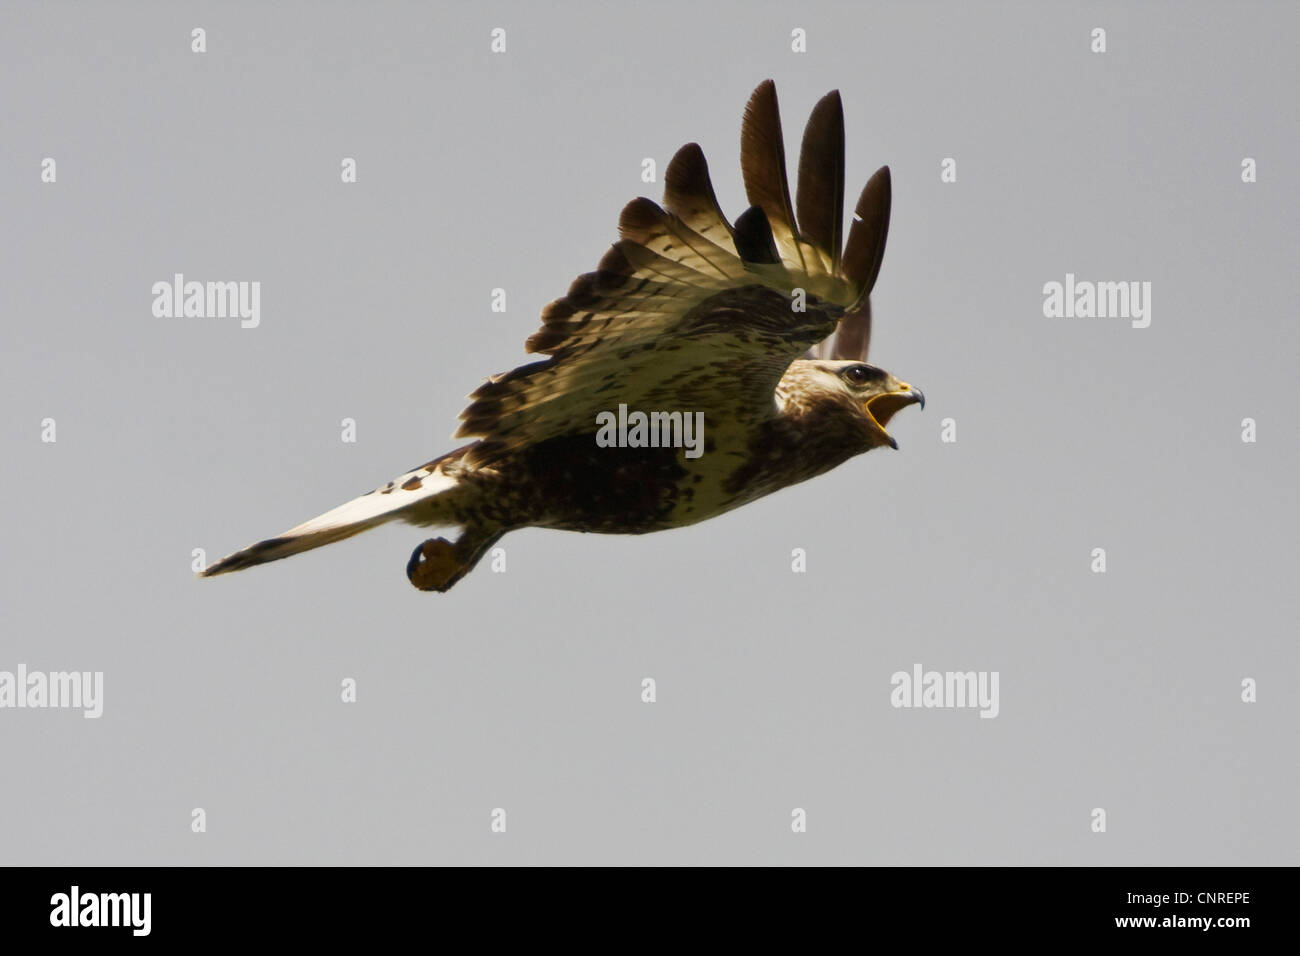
(864, 384, 925, 449)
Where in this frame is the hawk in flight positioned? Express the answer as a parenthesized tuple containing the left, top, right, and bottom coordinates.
(204, 80, 924, 592)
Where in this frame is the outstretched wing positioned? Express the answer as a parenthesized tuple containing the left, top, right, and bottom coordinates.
(457, 80, 892, 466)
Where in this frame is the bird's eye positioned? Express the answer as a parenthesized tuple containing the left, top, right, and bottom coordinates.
(842, 364, 877, 386)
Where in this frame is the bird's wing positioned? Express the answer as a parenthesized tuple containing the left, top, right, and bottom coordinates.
(457, 80, 891, 466)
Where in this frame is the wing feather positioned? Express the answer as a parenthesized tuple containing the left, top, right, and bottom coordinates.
(796, 91, 845, 276)
(741, 80, 808, 275)
(823, 165, 891, 360)
(830, 298, 872, 363)
(458, 82, 892, 465)
(663, 143, 735, 249)
(841, 164, 892, 300)
(618, 198, 748, 282)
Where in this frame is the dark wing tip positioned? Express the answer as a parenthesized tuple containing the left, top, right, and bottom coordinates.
(865, 165, 892, 202)
(618, 196, 668, 241)
(663, 143, 709, 209)
(733, 205, 781, 265)
(842, 165, 892, 298)
(201, 537, 292, 577)
(809, 89, 843, 123)
(664, 142, 734, 242)
(796, 89, 846, 272)
(740, 79, 798, 243)
(665, 141, 707, 186)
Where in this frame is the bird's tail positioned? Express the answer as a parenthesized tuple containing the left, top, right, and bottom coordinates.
(200, 454, 463, 579)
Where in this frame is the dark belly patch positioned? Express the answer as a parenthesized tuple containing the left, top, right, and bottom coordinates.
(512, 433, 688, 533)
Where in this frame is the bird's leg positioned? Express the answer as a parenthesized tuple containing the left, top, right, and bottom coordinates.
(406, 525, 503, 593)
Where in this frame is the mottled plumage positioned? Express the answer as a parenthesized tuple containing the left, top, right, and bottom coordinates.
(203, 80, 924, 592)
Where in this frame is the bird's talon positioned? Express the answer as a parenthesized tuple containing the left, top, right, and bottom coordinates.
(407, 537, 463, 592)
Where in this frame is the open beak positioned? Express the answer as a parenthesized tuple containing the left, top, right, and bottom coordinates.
(865, 384, 925, 449)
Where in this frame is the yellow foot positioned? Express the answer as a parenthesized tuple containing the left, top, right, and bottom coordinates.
(406, 537, 464, 592)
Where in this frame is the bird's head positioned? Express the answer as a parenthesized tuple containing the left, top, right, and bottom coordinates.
(785, 360, 925, 450)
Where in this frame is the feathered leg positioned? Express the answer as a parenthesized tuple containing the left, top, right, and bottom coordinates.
(406, 525, 503, 592)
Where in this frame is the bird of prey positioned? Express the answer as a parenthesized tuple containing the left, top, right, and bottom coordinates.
(203, 80, 924, 592)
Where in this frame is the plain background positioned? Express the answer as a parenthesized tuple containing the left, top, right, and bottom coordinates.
(2, 1, 1296, 865)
